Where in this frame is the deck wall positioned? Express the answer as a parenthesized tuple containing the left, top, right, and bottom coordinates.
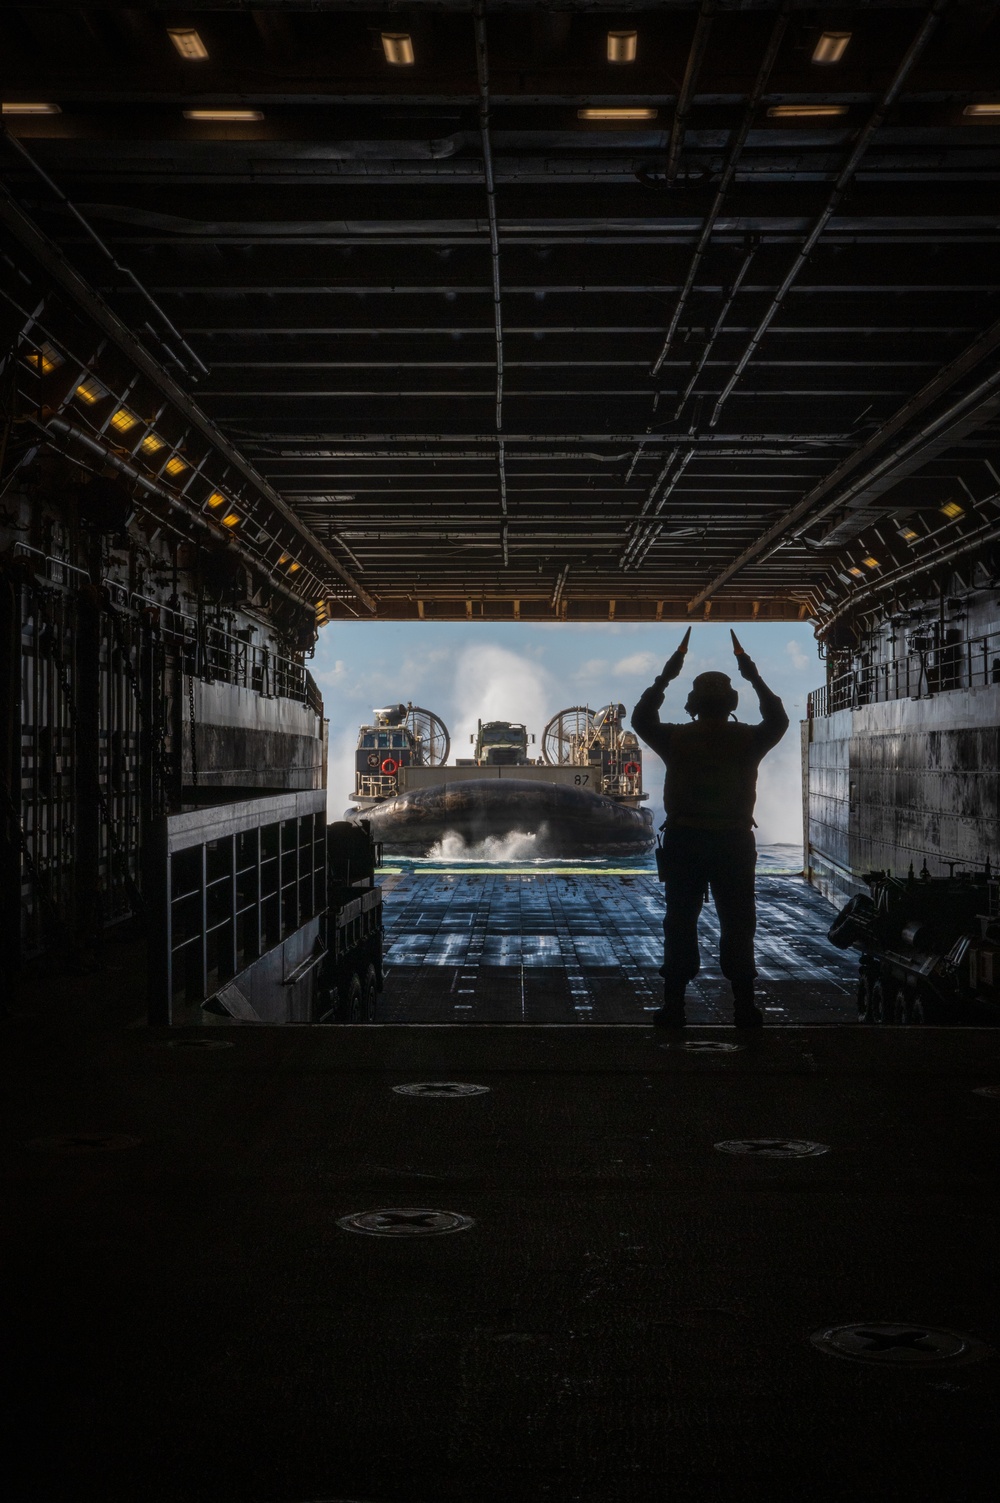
(804, 684, 1000, 905)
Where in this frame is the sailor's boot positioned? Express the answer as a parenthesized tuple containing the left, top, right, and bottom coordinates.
(653, 988, 687, 1028)
(732, 980, 764, 1028)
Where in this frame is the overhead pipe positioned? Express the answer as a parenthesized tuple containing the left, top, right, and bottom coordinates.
(650, 7, 789, 378)
(707, 0, 946, 430)
(672, 243, 756, 422)
(665, 1, 717, 186)
(474, 2, 509, 568)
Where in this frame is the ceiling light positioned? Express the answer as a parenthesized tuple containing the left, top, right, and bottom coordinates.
(277, 552, 290, 564)
(607, 31, 638, 64)
(812, 31, 852, 65)
(845, 565, 864, 578)
(897, 524, 920, 542)
(287, 561, 301, 573)
(140, 432, 164, 454)
(206, 491, 226, 509)
(25, 342, 62, 374)
(2, 102, 61, 115)
(578, 107, 658, 121)
(109, 408, 137, 433)
(164, 455, 187, 476)
(767, 104, 849, 118)
(964, 103, 1000, 117)
(940, 500, 964, 519)
(221, 511, 240, 528)
(167, 28, 209, 61)
(183, 109, 263, 122)
(862, 556, 880, 570)
(75, 376, 107, 404)
(381, 33, 414, 66)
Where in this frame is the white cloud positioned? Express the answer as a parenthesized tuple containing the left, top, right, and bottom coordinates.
(613, 651, 659, 677)
(785, 639, 812, 672)
(573, 656, 609, 683)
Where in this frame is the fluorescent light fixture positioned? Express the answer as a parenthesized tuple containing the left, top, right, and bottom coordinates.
(607, 31, 638, 64)
(26, 342, 62, 374)
(278, 552, 290, 564)
(140, 432, 164, 454)
(846, 566, 864, 578)
(768, 104, 849, 118)
(221, 511, 240, 528)
(812, 31, 852, 65)
(167, 28, 209, 61)
(75, 376, 107, 405)
(287, 560, 301, 573)
(2, 102, 61, 115)
(109, 408, 137, 433)
(862, 556, 880, 570)
(940, 500, 964, 519)
(164, 455, 187, 476)
(381, 33, 414, 66)
(183, 109, 263, 122)
(964, 103, 1000, 117)
(578, 106, 658, 121)
(206, 491, 227, 509)
(897, 524, 920, 542)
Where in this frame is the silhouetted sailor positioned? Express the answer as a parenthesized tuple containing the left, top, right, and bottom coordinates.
(631, 629, 789, 1028)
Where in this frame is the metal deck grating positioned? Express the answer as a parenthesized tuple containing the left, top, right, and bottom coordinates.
(376, 872, 858, 1024)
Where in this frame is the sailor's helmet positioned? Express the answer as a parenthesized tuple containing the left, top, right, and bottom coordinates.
(685, 671, 739, 717)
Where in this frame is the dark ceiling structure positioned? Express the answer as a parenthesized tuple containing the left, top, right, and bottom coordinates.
(2, 1, 1000, 625)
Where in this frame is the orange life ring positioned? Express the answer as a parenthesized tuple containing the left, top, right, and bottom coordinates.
(381, 757, 399, 775)
(623, 761, 641, 777)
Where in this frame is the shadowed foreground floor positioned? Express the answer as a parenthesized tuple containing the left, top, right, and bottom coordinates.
(3, 1005, 998, 1502)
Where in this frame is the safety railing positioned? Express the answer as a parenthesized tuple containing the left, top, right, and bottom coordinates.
(809, 628, 1000, 717)
(15, 550, 314, 708)
(354, 774, 398, 800)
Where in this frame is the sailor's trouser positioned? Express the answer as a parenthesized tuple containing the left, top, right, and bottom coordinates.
(659, 825, 757, 991)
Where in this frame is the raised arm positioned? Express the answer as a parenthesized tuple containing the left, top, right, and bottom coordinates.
(631, 629, 690, 756)
(731, 631, 789, 751)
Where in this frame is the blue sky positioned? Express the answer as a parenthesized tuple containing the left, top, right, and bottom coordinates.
(312, 619, 822, 846)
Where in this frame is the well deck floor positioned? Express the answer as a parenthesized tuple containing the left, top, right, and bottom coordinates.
(379, 871, 857, 1024)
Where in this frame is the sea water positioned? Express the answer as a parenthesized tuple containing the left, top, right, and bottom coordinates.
(381, 835, 803, 877)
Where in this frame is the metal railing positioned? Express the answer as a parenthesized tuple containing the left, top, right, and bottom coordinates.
(809, 628, 1000, 717)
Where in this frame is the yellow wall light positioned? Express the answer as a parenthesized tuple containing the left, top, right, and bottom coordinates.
(26, 342, 62, 374)
(75, 376, 107, 404)
(812, 32, 852, 65)
(768, 104, 849, 118)
(381, 33, 414, 66)
(167, 28, 209, 61)
(184, 109, 263, 122)
(607, 31, 638, 64)
(579, 106, 657, 121)
(2, 102, 61, 115)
